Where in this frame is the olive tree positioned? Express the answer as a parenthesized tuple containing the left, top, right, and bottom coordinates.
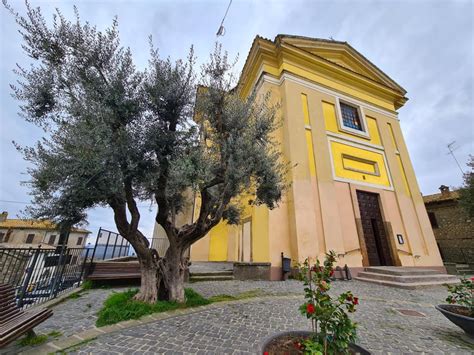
(459, 155, 474, 217)
(5, 1, 286, 302)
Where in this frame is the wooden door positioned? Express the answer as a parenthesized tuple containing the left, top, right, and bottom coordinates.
(356, 191, 393, 266)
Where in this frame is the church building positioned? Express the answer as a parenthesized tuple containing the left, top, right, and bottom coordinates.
(184, 35, 444, 279)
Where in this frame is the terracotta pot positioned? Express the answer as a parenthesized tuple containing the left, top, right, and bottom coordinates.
(259, 330, 370, 354)
(436, 304, 474, 338)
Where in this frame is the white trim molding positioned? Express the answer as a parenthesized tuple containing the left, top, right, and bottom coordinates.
(327, 137, 394, 191)
(258, 72, 400, 121)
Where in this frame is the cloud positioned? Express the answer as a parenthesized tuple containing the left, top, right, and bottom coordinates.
(1, 0, 472, 242)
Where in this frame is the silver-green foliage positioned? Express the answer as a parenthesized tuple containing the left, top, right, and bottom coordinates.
(5, 1, 287, 248)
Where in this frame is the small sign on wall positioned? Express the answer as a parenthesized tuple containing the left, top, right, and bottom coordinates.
(397, 234, 404, 245)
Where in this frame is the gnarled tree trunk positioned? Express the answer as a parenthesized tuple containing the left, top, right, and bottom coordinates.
(133, 247, 160, 303)
(160, 243, 186, 302)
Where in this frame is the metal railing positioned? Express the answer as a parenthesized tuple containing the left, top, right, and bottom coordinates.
(89, 228, 133, 263)
(88, 228, 171, 264)
(0, 246, 90, 309)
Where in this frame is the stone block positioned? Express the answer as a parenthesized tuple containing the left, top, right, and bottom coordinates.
(233, 262, 271, 280)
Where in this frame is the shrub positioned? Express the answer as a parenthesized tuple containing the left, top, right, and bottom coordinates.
(445, 277, 474, 317)
(297, 251, 358, 354)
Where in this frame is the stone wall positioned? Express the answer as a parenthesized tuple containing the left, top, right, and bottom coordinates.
(425, 200, 473, 264)
(233, 262, 271, 280)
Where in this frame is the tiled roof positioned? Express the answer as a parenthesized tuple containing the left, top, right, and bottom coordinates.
(0, 242, 56, 250)
(0, 219, 90, 234)
(423, 190, 460, 204)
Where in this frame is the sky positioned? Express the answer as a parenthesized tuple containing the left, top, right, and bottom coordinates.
(1, 0, 473, 243)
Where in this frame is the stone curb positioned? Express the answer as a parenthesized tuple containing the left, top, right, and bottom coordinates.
(20, 294, 303, 354)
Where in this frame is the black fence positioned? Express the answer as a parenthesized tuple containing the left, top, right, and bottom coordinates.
(0, 246, 90, 309)
(89, 228, 133, 262)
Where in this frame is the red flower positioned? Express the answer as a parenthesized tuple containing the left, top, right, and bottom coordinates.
(294, 341, 304, 350)
(263, 352, 269, 355)
(346, 295, 353, 302)
(306, 303, 315, 314)
(329, 269, 335, 277)
(353, 297, 359, 305)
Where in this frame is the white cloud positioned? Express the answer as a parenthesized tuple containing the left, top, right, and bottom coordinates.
(1, 0, 472, 240)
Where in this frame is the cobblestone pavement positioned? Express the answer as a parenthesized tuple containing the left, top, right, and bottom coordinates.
(36, 287, 126, 337)
(0, 287, 126, 355)
(54, 280, 473, 354)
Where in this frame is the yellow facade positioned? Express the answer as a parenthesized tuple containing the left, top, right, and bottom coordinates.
(188, 35, 443, 278)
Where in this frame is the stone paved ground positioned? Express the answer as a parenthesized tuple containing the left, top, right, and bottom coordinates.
(66, 281, 474, 354)
(36, 287, 125, 337)
(3, 280, 474, 354)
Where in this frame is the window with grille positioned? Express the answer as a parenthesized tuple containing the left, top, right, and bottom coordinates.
(48, 234, 56, 245)
(340, 102, 363, 131)
(0, 233, 4, 243)
(77, 237, 83, 246)
(26, 233, 35, 243)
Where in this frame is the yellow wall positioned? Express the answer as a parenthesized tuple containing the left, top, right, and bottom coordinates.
(190, 35, 443, 271)
(208, 222, 228, 261)
(330, 141, 391, 187)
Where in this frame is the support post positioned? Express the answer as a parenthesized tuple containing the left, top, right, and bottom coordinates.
(18, 246, 41, 307)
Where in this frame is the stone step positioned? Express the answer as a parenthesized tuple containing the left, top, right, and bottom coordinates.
(457, 269, 474, 274)
(189, 275, 234, 282)
(357, 271, 459, 284)
(363, 267, 440, 276)
(190, 271, 233, 277)
(354, 276, 460, 289)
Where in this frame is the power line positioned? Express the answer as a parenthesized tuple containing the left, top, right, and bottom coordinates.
(0, 199, 156, 209)
(216, 0, 233, 37)
(0, 200, 30, 205)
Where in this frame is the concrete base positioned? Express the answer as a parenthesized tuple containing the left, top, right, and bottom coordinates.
(234, 262, 271, 280)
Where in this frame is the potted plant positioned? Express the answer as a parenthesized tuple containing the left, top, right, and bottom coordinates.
(260, 251, 369, 354)
(436, 276, 474, 339)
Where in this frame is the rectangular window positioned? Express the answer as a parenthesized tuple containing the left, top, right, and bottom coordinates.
(26, 234, 35, 244)
(0, 232, 4, 243)
(340, 102, 363, 131)
(48, 235, 56, 245)
(77, 237, 83, 246)
(428, 212, 439, 229)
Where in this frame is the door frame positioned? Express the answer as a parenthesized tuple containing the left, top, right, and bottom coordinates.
(349, 184, 401, 267)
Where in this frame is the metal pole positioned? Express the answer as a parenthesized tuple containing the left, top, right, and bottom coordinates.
(89, 227, 101, 268)
(18, 246, 41, 307)
(118, 235, 125, 257)
(103, 231, 112, 260)
(78, 248, 90, 285)
(111, 232, 118, 259)
(52, 245, 68, 297)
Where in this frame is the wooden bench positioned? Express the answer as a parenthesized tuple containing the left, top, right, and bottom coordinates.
(0, 284, 53, 348)
(86, 261, 141, 280)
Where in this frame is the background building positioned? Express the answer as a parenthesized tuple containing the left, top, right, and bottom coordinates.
(0, 211, 90, 248)
(154, 34, 444, 279)
(423, 185, 473, 271)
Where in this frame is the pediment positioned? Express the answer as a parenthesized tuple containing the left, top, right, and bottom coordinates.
(277, 35, 405, 94)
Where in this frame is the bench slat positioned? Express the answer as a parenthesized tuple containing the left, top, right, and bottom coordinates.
(0, 283, 53, 348)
